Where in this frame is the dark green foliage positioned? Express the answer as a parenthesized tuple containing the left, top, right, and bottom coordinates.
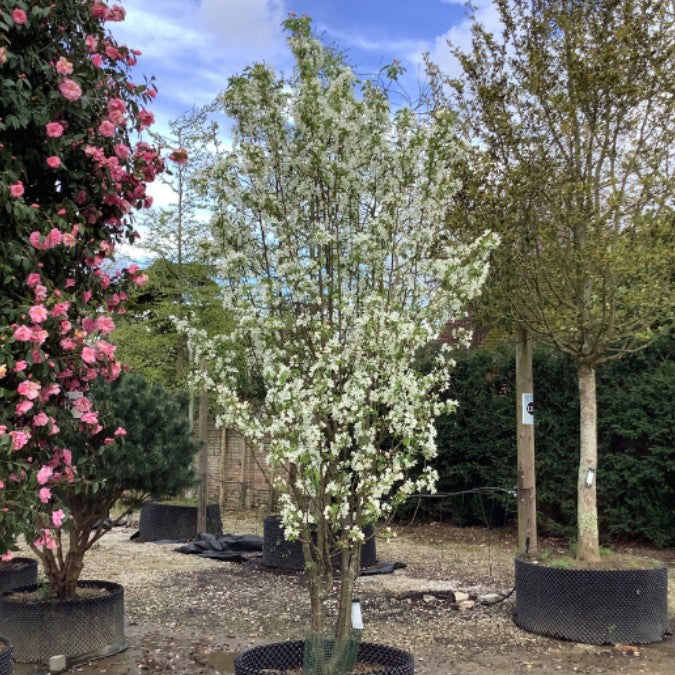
(64, 372, 199, 503)
(403, 335, 674, 547)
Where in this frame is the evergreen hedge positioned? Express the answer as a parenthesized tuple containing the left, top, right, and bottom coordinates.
(402, 334, 674, 547)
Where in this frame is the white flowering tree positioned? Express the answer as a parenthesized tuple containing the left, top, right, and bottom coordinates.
(185, 17, 496, 664)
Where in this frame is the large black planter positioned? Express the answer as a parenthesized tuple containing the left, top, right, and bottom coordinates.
(0, 636, 12, 675)
(138, 502, 222, 541)
(235, 640, 414, 675)
(514, 556, 669, 644)
(262, 516, 377, 571)
(0, 557, 37, 595)
(0, 580, 126, 665)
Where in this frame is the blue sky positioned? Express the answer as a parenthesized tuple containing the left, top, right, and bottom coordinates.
(108, 0, 500, 257)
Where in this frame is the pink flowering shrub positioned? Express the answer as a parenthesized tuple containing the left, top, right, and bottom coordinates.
(0, 0, 162, 598)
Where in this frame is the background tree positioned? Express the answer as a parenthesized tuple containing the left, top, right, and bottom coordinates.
(185, 17, 496, 671)
(432, 0, 674, 561)
(0, 0, 162, 565)
(143, 106, 221, 268)
(36, 372, 198, 598)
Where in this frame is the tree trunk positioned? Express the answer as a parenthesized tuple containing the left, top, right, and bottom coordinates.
(576, 362, 600, 562)
(197, 390, 209, 533)
(515, 326, 537, 555)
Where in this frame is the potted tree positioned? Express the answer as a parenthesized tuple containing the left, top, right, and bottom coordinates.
(438, 0, 672, 644)
(0, 372, 199, 665)
(0, 0, 170, 666)
(185, 16, 497, 674)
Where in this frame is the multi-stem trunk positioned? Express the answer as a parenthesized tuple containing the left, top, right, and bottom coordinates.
(576, 362, 600, 562)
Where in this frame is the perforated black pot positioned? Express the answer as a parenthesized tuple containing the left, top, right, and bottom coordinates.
(0, 580, 126, 665)
(514, 556, 669, 644)
(0, 636, 12, 675)
(235, 640, 414, 675)
(262, 516, 377, 571)
(0, 557, 37, 595)
(138, 502, 222, 541)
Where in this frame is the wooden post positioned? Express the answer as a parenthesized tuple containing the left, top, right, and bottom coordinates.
(516, 326, 537, 555)
(197, 390, 209, 533)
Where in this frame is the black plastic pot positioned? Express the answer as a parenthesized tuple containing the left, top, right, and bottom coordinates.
(0, 580, 126, 665)
(0, 636, 12, 675)
(262, 515, 377, 571)
(514, 556, 669, 644)
(0, 557, 37, 595)
(138, 502, 222, 541)
(235, 640, 414, 675)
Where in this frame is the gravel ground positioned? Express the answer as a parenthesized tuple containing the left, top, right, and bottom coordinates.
(11, 513, 675, 675)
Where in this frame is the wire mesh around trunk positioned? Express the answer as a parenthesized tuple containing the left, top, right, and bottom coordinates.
(235, 640, 414, 674)
(514, 557, 669, 644)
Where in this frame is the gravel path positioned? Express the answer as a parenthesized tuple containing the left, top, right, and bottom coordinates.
(11, 514, 675, 674)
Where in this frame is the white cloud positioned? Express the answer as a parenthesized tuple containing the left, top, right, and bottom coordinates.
(198, 0, 286, 50)
(426, 1, 503, 80)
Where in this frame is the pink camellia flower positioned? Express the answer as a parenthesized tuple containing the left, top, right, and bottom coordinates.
(91, 53, 103, 68)
(51, 509, 66, 528)
(103, 437, 115, 445)
(59, 79, 82, 101)
(55, 56, 74, 75)
(9, 181, 24, 198)
(95, 340, 116, 359)
(46, 121, 64, 137)
(51, 301, 70, 318)
(107, 97, 126, 125)
(33, 412, 49, 427)
(26, 272, 41, 288)
(33, 529, 58, 551)
(95, 316, 115, 334)
(137, 109, 155, 129)
(46, 228, 62, 247)
(29, 231, 46, 250)
(73, 396, 92, 413)
(81, 346, 96, 364)
(36, 465, 53, 485)
(13, 325, 33, 342)
(10, 430, 31, 451)
(12, 8, 27, 24)
(46, 155, 61, 169)
(18, 380, 41, 400)
(28, 304, 48, 323)
(64, 278, 76, 288)
(59, 337, 76, 350)
(39, 487, 52, 504)
(14, 360, 27, 372)
(61, 232, 75, 247)
(34, 284, 47, 301)
(132, 273, 149, 286)
(15, 400, 34, 416)
(114, 427, 126, 437)
(85, 34, 98, 51)
(30, 328, 48, 345)
(98, 120, 115, 137)
(62, 448, 72, 465)
(104, 44, 118, 60)
(169, 148, 188, 165)
(1, 551, 13, 563)
(114, 143, 130, 160)
(81, 411, 99, 425)
(60, 320, 72, 335)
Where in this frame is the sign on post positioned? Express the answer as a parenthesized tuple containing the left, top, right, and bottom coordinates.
(522, 393, 534, 425)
